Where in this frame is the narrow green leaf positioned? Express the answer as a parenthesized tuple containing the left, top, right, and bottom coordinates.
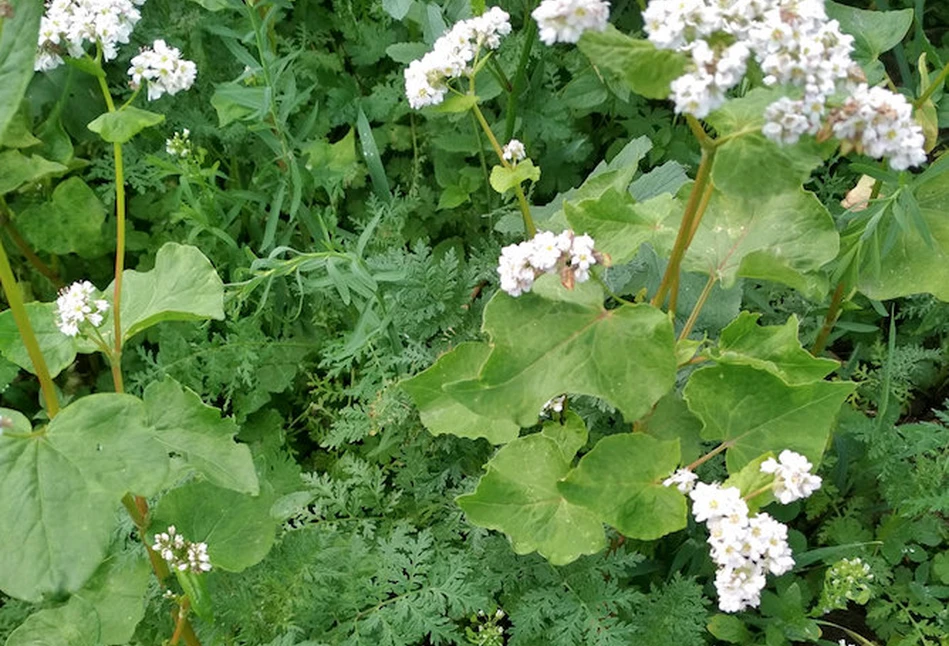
(683, 364, 855, 473)
(428, 93, 478, 114)
(143, 377, 259, 494)
(559, 434, 686, 540)
(446, 275, 676, 427)
(0, 0, 43, 144)
(457, 433, 606, 565)
(356, 106, 392, 203)
(87, 107, 165, 144)
(402, 342, 520, 445)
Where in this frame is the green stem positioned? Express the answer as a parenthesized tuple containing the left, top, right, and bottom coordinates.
(685, 440, 732, 472)
(471, 103, 536, 237)
(652, 146, 716, 309)
(678, 273, 716, 340)
(0, 240, 59, 416)
(810, 281, 846, 356)
(915, 61, 949, 107)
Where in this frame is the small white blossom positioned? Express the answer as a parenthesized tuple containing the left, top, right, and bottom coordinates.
(496, 230, 603, 297)
(502, 139, 526, 164)
(760, 449, 822, 504)
(404, 7, 511, 109)
(153, 525, 212, 574)
(35, 0, 147, 71)
(128, 40, 197, 101)
(663, 468, 698, 493)
(165, 128, 192, 158)
(532, 0, 611, 46)
(541, 394, 566, 415)
(689, 482, 748, 523)
(55, 280, 109, 337)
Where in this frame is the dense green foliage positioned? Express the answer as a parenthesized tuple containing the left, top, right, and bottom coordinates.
(1, 0, 949, 644)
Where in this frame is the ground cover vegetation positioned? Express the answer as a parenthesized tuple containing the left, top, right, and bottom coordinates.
(0, 0, 948, 643)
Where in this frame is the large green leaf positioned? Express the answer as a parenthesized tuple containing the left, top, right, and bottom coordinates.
(682, 187, 838, 296)
(5, 597, 100, 646)
(143, 377, 259, 494)
(457, 433, 605, 565)
(0, 0, 43, 143)
(445, 276, 676, 427)
(151, 481, 277, 572)
(558, 434, 686, 540)
(826, 1, 913, 83)
(708, 312, 840, 385)
(855, 168, 949, 301)
(683, 364, 855, 473)
(564, 188, 679, 265)
(102, 242, 225, 345)
(640, 393, 704, 465)
(577, 26, 688, 100)
(16, 177, 107, 257)
(0, 394, 168, 601)
(402, 342, 519, 444)
(706, 89, 829, 199)
(0, 149, 66, 194)
(73, 550, 150, 645)
(87, 107, 165, 144)
(0, 301, 80, 377)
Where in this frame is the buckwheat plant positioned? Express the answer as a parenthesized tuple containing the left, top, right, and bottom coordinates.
(402, 1, 942, 641)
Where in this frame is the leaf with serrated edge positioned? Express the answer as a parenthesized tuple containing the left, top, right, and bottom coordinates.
(558, 434, 686, 540)
(457, 434, 605, 565)
(144, 377, 258, 494)
(446, 275, 676, 427)
(402, 342, 519, 444)
(709, 312, 839, 385)
(684, 364, 854, 473)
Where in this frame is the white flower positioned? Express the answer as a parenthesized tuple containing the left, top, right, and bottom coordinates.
(496, 230, 601, 297)
(128, 40, 197, 100)
(404, 7, 511, 109)
(689, 482, 748, 523)
(165, 129, 192, 158)
(532, 0, 611, 46)
(541, 394, 566, 415)
(153, 525, 212, 574)
(663, 468, 698, 493)
(55, 280, 109, 337)
(35, 0, 146, 71)
(502, 139, 526, 164)
(760, 449, 822, 504)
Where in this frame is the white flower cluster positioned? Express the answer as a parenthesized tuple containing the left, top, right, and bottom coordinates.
(689, 482, 795, 612)
(643, 0, 927, 168)
(55, 280, 109, 337)
(35, 0, 146, 71)
(760, 449, 822, 504)
(128, 40, 197, 100)
(826, 84, 928, 171)
(502, 139, 526, 164)
(152, 525, 212, 574)
(531, 0, 610, 46)
(497, 230, 600, 297)
(664, 450, 822, 612)
(165, 128, 192, 158)
(403, 7, 511, 109)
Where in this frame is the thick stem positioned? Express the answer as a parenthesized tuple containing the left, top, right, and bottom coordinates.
(810, 281, 846, 356)
(471, 103, 536, 237)
(652, 147, 716, 309)
(0, 241, 59, 416)
(678, 273, 716, 341)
